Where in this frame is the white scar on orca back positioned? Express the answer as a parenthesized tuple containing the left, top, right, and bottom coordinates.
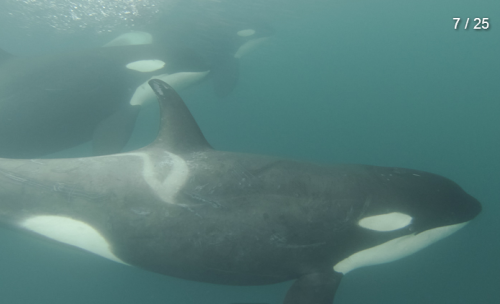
(333, 221, 468, 274)
(126, 60, 165, 72)
(358, 212, 413, 231)
(121, 152, 189, 205)
(21, 215, 126, 264)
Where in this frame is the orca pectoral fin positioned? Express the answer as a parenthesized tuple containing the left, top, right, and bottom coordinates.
(283, 271, 343, 304)
(92, 105, 141, 156)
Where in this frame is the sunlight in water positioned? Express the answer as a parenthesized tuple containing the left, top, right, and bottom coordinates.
(1, 0, 179, 33)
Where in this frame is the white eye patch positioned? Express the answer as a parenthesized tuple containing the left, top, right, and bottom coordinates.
(103, 31, 153, 47)
(237, 29, 256, 37)
(358, 212, 412, 231)
(126, 60, 165, 72)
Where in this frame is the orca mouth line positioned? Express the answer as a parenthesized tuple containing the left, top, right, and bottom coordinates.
(333, 221, 468, 274)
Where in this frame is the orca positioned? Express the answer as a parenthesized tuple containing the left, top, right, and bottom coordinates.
(0, 80, 481, 304)
(209, 24, 273, 98)
(0, 40, 209, 158)
(150, 21, 273, 97)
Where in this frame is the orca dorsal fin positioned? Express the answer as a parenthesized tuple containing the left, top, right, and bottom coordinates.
(147, 79, 212, 154)
(0, 48, 13, 64)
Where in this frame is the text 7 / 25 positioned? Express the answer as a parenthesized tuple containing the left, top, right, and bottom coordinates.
(453, 18, 489, 30)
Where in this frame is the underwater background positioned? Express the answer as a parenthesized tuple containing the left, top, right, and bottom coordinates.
(0, 0, 498, 303)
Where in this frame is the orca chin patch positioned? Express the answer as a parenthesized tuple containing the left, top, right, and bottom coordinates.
(129, 71, 209, 106)
(333, 221, 468, 274)
(20, 215, 127, 264)
(234, 37, 270, 59)
(358, 212, 413, 231)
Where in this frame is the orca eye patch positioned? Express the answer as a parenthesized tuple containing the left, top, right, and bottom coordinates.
(358, 212, 412, 231)
(126, 60, 165, 72)
(237, 29, 256, 37)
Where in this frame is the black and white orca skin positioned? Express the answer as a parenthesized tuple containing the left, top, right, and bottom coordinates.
(0, 80, 481, 304)
(151, 21, 273, 97)
(0, 38, 209, 158)
(211, 24, 273, 98)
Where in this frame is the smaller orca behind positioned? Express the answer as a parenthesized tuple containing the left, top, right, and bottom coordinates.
(150, 21, 273, 98)
(210, 24, 273, 98)
(0, 80, 481, 304)
(0, 41, 209, 158)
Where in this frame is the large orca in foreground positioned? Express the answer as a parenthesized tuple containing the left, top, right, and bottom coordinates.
(0, 80, 481, 303)
(0, 40, 209, 158)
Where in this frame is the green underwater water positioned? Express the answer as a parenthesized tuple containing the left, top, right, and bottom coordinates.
(0, 0, 499, 303)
